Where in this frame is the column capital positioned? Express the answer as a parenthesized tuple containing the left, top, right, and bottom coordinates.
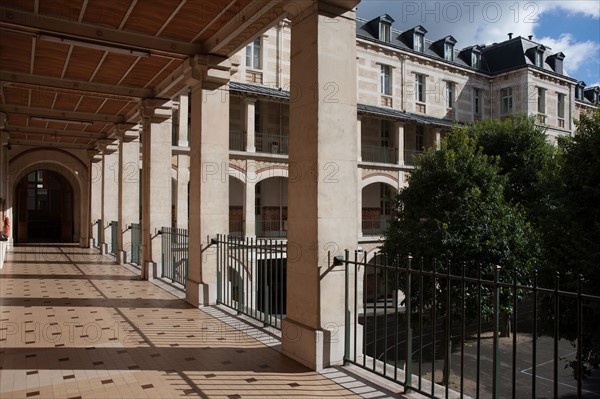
(184, 54, 231, 90)
(394, 121, 406, 128)
(88, 150, 102, 163)
(115, 123, 140, 143)
(140, 98, 172, 122)
(243, 97, 257, 105)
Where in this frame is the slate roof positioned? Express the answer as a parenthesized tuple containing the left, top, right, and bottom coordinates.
(355, 16, 577, 82)
(229, 81, 289, 100)
(229, 82, 456, 128)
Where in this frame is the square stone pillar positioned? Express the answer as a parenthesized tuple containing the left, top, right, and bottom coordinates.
(117, 127, 140, 264)
(396, 122, 405, 165)
(244, 98, 257, 152)
(175, 155, 189, 229)
(186, 55, 231, 307)
(101, 147, 119, 256)
(244, 174, 256, 238)
(434, 127, 442, 150)
(140, 100, 172, 280)
(90, 157, 103, 249)
(357, 116, 362, 162)
(178, 94, 190, 147)
(282, 0, 359, 370)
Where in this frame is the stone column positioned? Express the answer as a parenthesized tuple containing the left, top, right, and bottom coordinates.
(282, 0, 359, 370)
(90, 156, 104, 249)
(244, 173, 256, 237)
(356, 116, 362, 162)
(140, 99, 172, 280)
(88, 152, 101, 247)
(101, 145, 119, 256)
(176, 94, 190, 230)
(396, 122, 405, 165)
(244, 98, 257, 152)
(116, 127, 140, 264)
(186, 55, 231, 307)
(434, 127, 442, 150)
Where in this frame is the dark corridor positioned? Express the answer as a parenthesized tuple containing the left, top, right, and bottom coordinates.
(14, 170, 74, 243)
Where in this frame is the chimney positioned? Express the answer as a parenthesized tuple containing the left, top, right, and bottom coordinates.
(508, 33, 513, 39)
(528, 35, 533, 40)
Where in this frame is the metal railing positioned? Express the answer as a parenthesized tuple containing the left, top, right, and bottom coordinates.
(229, 130, 245, 151)
(215, 234, 286, 329)
(257, 219, 287, 238)
(109, 221, 118, 255)
(161, 227, 188, 287)
(362, 145, 398, 164)
(403, 149, 423, 166)
(341, 251, 600, 398)
(95, 219, 102, 249)
(362, 216, 391, 236)
(130, 223, 141, 267)
(256, 132, 288, 155)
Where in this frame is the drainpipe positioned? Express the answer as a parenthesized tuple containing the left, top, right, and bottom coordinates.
(400, 55, 407, 111)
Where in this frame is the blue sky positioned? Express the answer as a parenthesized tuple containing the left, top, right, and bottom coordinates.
(356, 1, 600, 86)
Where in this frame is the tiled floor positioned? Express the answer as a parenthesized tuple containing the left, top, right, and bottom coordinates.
(0, 245, 406, 399)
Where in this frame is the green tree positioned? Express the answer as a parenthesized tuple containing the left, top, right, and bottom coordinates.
(383, 127, 537, 383)
(552, 109, 600, 377)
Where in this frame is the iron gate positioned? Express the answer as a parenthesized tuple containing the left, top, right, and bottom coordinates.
(161, 227, 188, 286)
(215, 234, 286, 329)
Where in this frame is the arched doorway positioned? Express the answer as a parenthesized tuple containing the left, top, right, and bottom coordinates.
(14, 170, 74, 243)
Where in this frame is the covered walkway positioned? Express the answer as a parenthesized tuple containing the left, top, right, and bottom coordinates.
(0, 245, 403, 399)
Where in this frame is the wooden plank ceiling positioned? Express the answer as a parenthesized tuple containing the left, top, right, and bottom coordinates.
(0, 0, 286, 151)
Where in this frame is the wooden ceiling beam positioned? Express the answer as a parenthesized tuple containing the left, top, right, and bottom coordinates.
(0, 104, 124, 124)
(0, 71, 152, 100)
(0, 6, 200, 59)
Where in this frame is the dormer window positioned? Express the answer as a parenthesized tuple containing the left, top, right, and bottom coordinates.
(472, 52, 481, 68)
(444, 42, 454, 61)
(379, 22, 391, 43)
(575, 82, 586, 101)
(414, 33, 424, 52)
(535, 50, 544, 68)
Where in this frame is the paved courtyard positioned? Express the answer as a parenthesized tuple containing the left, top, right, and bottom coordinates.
(0, 245, 405, 399)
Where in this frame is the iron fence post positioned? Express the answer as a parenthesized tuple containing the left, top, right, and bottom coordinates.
(492, 264, 501, 399)
(344, 250, 350, 365)
(405, 255, 413, 394)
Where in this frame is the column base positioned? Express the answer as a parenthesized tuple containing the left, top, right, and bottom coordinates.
(185, 279, 215, 307)
(281, 318, 344, 371)
(116, 250, 126, 265)
(141, 261, 156, 280)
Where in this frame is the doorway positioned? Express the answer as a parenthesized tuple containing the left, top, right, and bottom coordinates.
(14, 170, 74, 243)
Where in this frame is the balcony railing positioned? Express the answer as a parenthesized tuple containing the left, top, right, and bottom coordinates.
(257, 219, 287, 238)
(229, 130, 245, 151)
(404, 149, 424, 166)
(361, 145, 397, 164)
(256, 132, 288, 155)
(362, 216, 391, 236)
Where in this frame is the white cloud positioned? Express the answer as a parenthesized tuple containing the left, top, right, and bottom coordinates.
(538, 1, 600, 19)
(356, 1, 599, 82)
(537, 33, 599, 79)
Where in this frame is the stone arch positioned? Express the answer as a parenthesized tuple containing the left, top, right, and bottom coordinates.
(8, 149, 89, 246)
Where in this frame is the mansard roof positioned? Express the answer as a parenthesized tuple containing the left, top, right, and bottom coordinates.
(356, 17, 577, 82)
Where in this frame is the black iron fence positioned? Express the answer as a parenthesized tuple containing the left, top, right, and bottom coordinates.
(341, 250, 600, 399)
(129, 223, 141, 267)
(215, 234, 286, 329)
(109, 221, 118, 255)
(161, 227, 188, 287)
(94, 219, 102, 249)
